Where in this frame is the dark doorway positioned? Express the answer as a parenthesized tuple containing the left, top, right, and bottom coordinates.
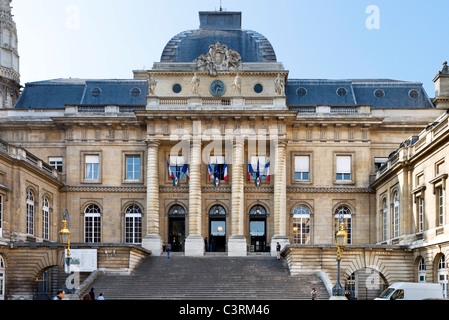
(249, 205, 267, 252)
(168, 205, 185, 252)
(209, 205, 226, 252)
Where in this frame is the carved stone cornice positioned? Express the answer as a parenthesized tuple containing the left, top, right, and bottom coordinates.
(159, 186, 189, 193)
(245, 186, 274, 193)
(287, 186, 374, 193)
(202, 186, 232, 193)
(62, 185, 146, 193)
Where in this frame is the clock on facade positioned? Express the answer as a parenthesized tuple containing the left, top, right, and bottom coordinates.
(209, 80, 226, 96)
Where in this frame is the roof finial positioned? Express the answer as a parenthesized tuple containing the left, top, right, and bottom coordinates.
(219, 0, 223, 11)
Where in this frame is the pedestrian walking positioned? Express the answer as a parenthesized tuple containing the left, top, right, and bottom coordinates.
(52, 290, 65, 300)
(311, 288, 317, 300)
(97, 293, 105, 300)
(167, 243, 171, 259)
(204, 237, 208, 252)
(89, 287, 95, 300)
(276, 242, 281, 260)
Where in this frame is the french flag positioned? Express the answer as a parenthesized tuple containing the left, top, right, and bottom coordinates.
(247, 163, 254, 181)
(167, 160, 174, 179)
(208, 163, 213, 181)
(264, 161, 270, 182)
(223, 162, 228, 182)
(182, 163, 190, 180)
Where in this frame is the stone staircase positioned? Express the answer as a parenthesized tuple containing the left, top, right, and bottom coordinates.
(87, 253, 329, 300)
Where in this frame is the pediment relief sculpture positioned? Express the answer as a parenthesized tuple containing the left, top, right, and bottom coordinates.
(195, 42, 242, 76)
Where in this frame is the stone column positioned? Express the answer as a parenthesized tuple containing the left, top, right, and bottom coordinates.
(142, 140, 163, 255)
(185, 138, 204, 256)
(271, 140, 289, 257)
(228, 138, 247, 256)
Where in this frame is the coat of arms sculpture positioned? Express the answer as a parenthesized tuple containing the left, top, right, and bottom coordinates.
(195, 42, 242, 76)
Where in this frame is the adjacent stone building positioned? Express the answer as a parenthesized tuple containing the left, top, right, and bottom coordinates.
(0, 6, 448, 300)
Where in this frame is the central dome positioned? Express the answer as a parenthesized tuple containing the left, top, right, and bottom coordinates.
(160, 11, 277, 63)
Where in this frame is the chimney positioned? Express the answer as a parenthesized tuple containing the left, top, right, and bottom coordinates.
(433, 61, 449, 109)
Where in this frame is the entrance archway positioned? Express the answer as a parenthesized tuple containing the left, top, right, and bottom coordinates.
(345, 268, 389, 300)
(249, 205, 267, 252)
(168, 205, 185, 252)
(0, 256, 5, 300)
(209, 205, 226, 252)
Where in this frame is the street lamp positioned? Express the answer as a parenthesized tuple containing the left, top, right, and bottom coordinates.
(59, 209, 72, 293)
(332, 222, 347, 298)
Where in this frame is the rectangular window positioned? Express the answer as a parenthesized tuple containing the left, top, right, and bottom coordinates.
(438, 187, 444, 227)
(436, 160, 445, 175)
(336, 156, 351, 181)
(49, 157, 63, 173)
(84, 215, 101, 243)
(418, 197, 424, 233)
(210, 156, 225, 180)
(249, 156, 268, 180)
(170, 156, 186, 180)
(125, 215, 142, 244)
(85, 155, 99, 180)
(0, 195, 2, 238)
(126, 156, 141, 180)
(295, 156, 310, 181)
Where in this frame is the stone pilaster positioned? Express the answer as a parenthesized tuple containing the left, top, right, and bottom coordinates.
(271, 140, 289, 256)
(142, 140, 163, 256)
(228, 138, 247, 256)
(185, 138, 204, 256)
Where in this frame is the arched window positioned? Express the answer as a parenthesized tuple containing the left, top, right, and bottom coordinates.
(125, 205, 142, 244)
(84, 204, 101, 243)
(334, 205, 352, 245)
(209, 205, 226, 216)
(249, 205, 267, 252)
(26, 190, 35, 235)
(168, 205, 186, 217)
(382, 198, 388, 241)
(292, 205, 311, 244)
(0, 256, 5, 300)
(0, 194, 3, 238)
(42, 197, 50, 240)
(438, 255, 448, 298)
(249, 205, 267, 216)
(209, 205, 226, 243)
(393, 191, 400, 238)
(418, 258, 426, 282)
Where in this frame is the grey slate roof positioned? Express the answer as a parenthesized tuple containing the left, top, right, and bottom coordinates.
(160, 11, 276, 63)
(14, 78, 435, 110)
(286, 79, 434, 109)
(160, 29, 277, 63)
(14, 79, 148, 109)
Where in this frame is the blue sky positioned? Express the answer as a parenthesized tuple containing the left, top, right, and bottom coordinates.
(12, 0, 449, 96)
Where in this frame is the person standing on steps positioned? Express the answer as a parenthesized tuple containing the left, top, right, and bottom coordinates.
(311, 288, 317, 300)
(89, 287, 95, 300)
(276, 242, 281, 260)
(166, 243, 171, 259)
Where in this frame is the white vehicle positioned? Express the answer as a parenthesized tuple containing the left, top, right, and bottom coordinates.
(375, 282, 444, 300)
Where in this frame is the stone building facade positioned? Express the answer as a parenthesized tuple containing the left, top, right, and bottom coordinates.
(0, 8, 448, 299)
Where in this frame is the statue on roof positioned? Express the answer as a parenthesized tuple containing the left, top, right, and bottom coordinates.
(441, 61, 449, 75)
(147, 73, 157, 95)
(195, 42, 241, 76)
(275, 73, 285, 95)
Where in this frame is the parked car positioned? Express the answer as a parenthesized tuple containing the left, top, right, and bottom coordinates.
(375, 282, 444, 300)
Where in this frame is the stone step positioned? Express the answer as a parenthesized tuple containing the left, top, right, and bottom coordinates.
(87, 256, 329, 300)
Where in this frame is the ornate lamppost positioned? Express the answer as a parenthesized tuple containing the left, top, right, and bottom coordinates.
(332, 221, 348, 298)
(59, 209, 71, 293)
